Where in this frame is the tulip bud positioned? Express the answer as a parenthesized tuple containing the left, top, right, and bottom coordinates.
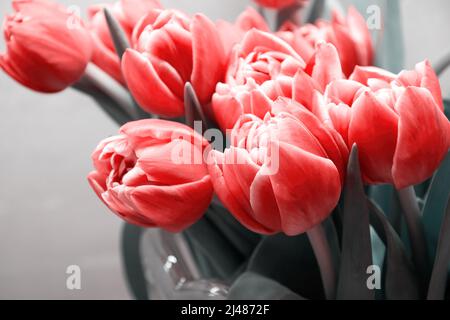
(208, 98, 347, 236)
(0, 0, 93, 92)
(121, 9, 227, 118)
(88, 119, 213, 232)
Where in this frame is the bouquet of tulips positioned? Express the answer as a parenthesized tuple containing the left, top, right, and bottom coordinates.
(1, 0, 449, 300)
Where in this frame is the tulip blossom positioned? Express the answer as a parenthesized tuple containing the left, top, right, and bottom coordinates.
(253, 0, 301, 9)
(320, 61, 450, 189)
(88, 119, 214, 232)
(208, 98, 348, 236)
(0, 0, 93, 93)
(122, 9, 227, 118)
(277, 7, 373, 77)
(212, 29, 343, 131)
(88, 0, 162, 85)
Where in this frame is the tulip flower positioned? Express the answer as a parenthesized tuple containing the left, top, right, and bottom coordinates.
(121, 9, 227, 118)
(88, 0, 162, 85)
(277, 7, 373, 77)
(88, 119, 214, 232)
(253, 0, 300, 9)
(207, 98, 348, 236)
(321, 60, 450, 188)
(212, 29, 343, 131)
(0, 0, 93, 93)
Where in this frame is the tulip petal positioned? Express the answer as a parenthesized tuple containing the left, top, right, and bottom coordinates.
(250, 170, 282, 231)
(130, 176, 213, 232)
(312, 42, 344, 91)
(137, 139, 208, 185)
(120, 118, 204, 144)
(241, 29, 304, 65)
(122, 49, 184, 116)
(348, 91, 399, 184)
(349, 66, 396, 86)
(191, 13, 227, 105)
(325, 79, 365, 106)
(235, 6, 270, 32)
(292, 69, 321, 111)
(347, 6, 373, 66)
(91, 33, 125, 85)
(270, 141, 341, 236)
(392, 87, 450, 188)
(208, 150, 275, 234)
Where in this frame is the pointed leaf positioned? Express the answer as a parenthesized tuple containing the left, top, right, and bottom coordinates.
(337, 145, 374, 300)
(184, 82, 209, 130)
(368, 200, 421, 299)
(423, 152, 450, 262)
(104, 8, 130, 59)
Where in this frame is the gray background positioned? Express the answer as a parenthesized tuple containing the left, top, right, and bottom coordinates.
(0, 0, 449, 299)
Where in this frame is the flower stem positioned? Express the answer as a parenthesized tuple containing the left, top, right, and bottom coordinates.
(307, 224, 336, 300)
(397, 186, 430, 288)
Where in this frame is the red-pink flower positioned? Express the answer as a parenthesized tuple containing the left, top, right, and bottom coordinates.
(121, 9, 227, 117)
(320, 61, 450, 188)
(212, 29, 344, 131)
(208, 98, 348, 236)
(88, 119, 213, 232)
(278, 7, 373, 76)
(88, 0, 162, 85)
(0, 0, 93, 92)
(253, 0, 301, 9)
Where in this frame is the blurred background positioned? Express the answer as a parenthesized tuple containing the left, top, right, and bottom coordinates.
(0, 0, 449, 299)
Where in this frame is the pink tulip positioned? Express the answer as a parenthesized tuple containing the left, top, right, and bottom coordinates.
(121, 9, 227, 117)
(88, 119, 214, 232)
(277, 7, 373, 77)
(0, 0, 93, 92)
(208, 98, 347, 236)
(88, 0, 162, 85)
(212, 29, 344, 131)
(320, 61, 450, 188)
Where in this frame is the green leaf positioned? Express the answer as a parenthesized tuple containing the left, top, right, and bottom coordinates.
(104, 8, 130, 59)
(423, 152, 450, 262)
(368, 185, 402, 234)
(337, 145, 374, 300)
(246, 233, 325, 299)
(368, 200, 420, 299)
(228, 272, 304, 300)
(427, 195, 450, 299)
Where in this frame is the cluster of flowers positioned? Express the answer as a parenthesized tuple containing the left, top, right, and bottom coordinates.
(1, 0, 449, 237)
